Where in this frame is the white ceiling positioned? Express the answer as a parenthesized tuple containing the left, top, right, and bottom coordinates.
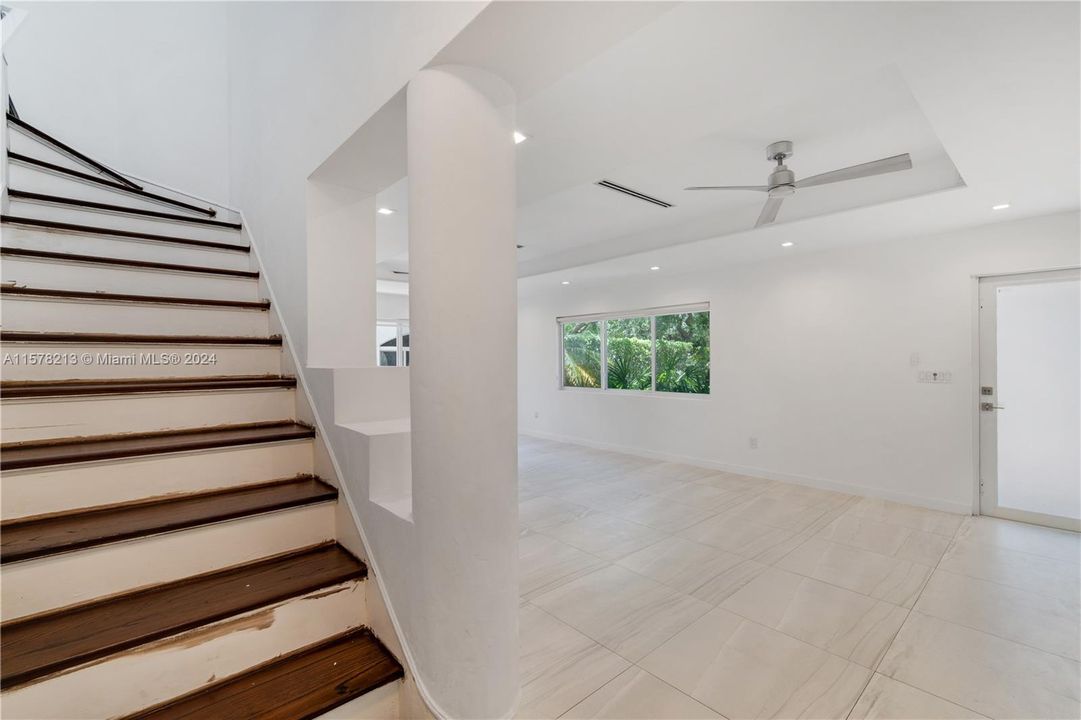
(357, 1, 1078, 282)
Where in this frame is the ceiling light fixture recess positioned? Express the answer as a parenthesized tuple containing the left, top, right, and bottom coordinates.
(561, 280, 571, 285)
(781, 242, 794, 248)
(377, 208, 395, 215)
(650, 266, 661, 271)
(992, 203, 1010, 210)
(513, 131, 528, 144)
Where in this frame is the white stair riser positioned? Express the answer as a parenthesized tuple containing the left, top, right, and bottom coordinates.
(7, 129, 240, 226)
(1, 297, 270, 337)
(1, 226, 252, 271)
(8, 199, 245, 244)
(1, 257, 262, 301)
(1, 440, 314, 520)
(7, 162, 222, 219)
(8, 129, 112, 180)
(0, 579, 366, 719)
(0, 342, 281, 380)
(1, 502, 336, 621)
(1, 388, 296, 443)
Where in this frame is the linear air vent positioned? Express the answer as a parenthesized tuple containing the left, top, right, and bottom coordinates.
(595, 180, 673, 208)
(392, 270, 409, 276)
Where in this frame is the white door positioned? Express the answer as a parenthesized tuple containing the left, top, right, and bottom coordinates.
(978, 268, 1081, 531)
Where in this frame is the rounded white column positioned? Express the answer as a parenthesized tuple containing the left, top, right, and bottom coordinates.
(407, 65, 518, 718)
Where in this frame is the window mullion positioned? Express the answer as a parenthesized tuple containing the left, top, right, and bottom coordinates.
(600, 320, 608, 391)
(650, 315, 657, 392)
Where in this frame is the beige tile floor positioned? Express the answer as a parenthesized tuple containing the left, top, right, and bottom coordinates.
(516, 437, 1081, 720)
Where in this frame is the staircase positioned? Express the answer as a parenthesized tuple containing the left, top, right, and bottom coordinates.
(0, 114, 404, 719)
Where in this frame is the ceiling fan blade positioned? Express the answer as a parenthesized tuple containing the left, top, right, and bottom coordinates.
(684, 185, 768, 192)
(795, 153, 912, 189)
(755, 196, 783, 227)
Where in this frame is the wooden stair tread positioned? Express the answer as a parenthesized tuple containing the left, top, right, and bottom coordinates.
(8, 151, 217, 217)
(8, 189, 242, 230)
(1, 477, 336, 563)
(0, 285, 269, 309)
(2, 215, 246, 252)
(1, 245, 256, 276)
(1, 375, 296, 399)
(0, 421, 313, 471)
(0, 543, 366, 690)
(1, 330, 282, 345)
(124, 628, 403, 720)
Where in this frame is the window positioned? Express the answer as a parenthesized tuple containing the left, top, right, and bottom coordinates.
(559, 304, 710, 395)
(377, 320, 410, 367)
(655, 311, 710, 393)
(606, 316, 651, 390)
(562, 321, 601, 388)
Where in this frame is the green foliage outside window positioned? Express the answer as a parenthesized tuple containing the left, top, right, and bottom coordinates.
(606, 317, 652, 390)
(562, 321, 601, 387)
(656, 312, 710, 393)
(561, 309, 710, 395)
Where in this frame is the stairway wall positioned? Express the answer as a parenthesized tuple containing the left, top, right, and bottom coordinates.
(224, 2, 485, 365)
(2, 2, 231, 203)
(226, 5, 492, 717)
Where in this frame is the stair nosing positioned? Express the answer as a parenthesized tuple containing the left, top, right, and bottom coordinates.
(121, 627, 403, 720)
(1, 375, 297, 399)
(8, 151, 217, 217)
(1, 215, 249, 253)
(0, 420, 313, 471)
(1, 245, 257, 278)
(0, 476, 336, 564)
(0, 543, 367, 690)
(0, 285, 270, 310)
(0, 331, 282, 345)
(8, 189, 243, 230)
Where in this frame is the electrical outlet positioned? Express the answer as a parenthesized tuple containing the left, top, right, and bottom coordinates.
(749, 436, 759, 450)
(917, 370, 952, 384)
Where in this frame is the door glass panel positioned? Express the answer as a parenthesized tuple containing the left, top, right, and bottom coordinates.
(995, 279, 1081, 520)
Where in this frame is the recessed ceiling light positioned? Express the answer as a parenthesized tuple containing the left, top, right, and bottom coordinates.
(377, 208, 395, 215)
(992, 203, 1010, 210)
(513, 131, 528, 145)
(650, 266, 661, 271)
(781, 241, 795, 247)
(561, 280, 571, 285)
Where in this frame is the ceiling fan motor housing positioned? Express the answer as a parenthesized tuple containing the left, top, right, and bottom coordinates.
(768, 165, 796, 196)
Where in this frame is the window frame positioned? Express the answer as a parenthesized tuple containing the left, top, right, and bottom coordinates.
(557, 302, 710, 397)
(377, 319, 410, 367)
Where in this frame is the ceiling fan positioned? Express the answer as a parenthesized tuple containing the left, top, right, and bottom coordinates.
(686, 141, 913, 228)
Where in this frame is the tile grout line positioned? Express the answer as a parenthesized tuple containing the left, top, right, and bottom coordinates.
(843, 512, 975, 720)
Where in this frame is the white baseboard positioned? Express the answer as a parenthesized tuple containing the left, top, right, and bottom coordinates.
(519, 428, 973, 516)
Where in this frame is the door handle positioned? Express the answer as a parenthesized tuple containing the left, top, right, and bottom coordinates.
(980, 402, 1006, 411)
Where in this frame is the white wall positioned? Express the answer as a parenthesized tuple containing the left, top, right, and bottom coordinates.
(224, 4, 490, 717)
(225, 2, 483, 365)
(378, 292, 410, 320)
(4, 2, 231, 202)
(519, 211, 1081, 514)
